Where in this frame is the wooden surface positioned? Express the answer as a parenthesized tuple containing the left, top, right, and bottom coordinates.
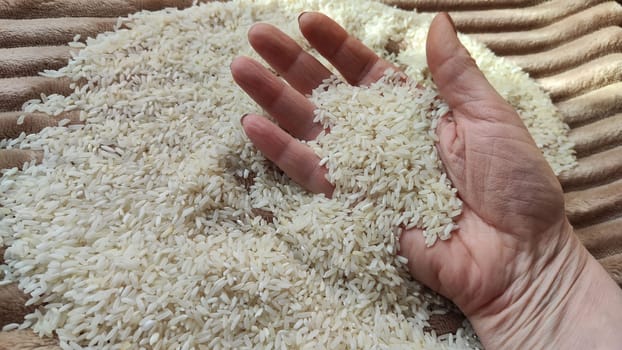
(0, 0, 621, 346)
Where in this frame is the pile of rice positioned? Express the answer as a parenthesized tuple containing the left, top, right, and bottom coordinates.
(0, 0, 575, 348)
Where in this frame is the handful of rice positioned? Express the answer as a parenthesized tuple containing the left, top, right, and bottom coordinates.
(0, 0, 575, 348)
(309, 72, 459, 246)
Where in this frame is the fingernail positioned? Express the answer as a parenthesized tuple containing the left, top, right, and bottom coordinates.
(229, 57, 239, 70)
(444, 13, 456, 34)
(298, 11, 308, 23)
(240, 113, 249, 125)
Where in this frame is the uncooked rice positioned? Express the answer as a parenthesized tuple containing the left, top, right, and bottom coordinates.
(0, 0, 575, 349)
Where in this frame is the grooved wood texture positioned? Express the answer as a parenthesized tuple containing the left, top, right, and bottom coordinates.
(0, 330, 60, 350)
(0, 0, 194, 19)
(1, 0, 621, 346)
(0, 17, 118, 48)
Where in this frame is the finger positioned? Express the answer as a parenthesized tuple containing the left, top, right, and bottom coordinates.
(241, 114, 334, 197)
(399, 224, 472, 304)
(399, 228, 444, 293)
(426, 13, 519, 124)
(231, 56, 322, 141)
(248, 23, 332, 95)
(298, 12, 397, 86)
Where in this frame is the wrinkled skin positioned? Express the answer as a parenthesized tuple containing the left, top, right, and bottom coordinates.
(231, 12, 622, 349)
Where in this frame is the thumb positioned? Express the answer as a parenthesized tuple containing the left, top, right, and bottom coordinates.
(426, 13, 514, 122)
(425, 13, 528, 190)
(399, 227, 443, 292)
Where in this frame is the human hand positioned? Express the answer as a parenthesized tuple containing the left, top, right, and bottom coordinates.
(231, 11, 622, 349)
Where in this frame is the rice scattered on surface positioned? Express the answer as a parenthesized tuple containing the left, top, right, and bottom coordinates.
(0, 0, 575, 349)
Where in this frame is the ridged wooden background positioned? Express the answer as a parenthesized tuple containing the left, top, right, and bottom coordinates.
(0, 0, 621, 348)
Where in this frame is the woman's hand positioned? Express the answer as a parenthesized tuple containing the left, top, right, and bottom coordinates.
(230, 12, 399, 197)
(231, 12, 622, 349)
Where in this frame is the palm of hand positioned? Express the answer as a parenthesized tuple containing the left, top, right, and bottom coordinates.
(231, 12, 571, 320)
(401, 115, 569, 315)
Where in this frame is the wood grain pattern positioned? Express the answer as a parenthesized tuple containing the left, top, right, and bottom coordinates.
(577, 217, 622, 259)
(0, 149, 41, 170)
(0, 18, 117, 48)
(557, 82, 622, 127)
(569, 113, 622, 156)
(537, 53, 622, 102)
(560, 145, 622, 191)
(566, 177, 622, 227)
(0, 0, 195, 19)
(468, 2, 622, 55)
(0, 284, 36, 328)
(447, 0, 604, 33)
(384, 0, 542, 11)
(0, 46, 73, 78)
(1, 0, 622, 346)
(600, 253, 622, 286)
(506, 26, 622, 77)
(0, 76, 74, 112)
(0, 330, 60, 350)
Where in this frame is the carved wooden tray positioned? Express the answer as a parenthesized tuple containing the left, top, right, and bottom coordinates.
(0, 0, 620, 347)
